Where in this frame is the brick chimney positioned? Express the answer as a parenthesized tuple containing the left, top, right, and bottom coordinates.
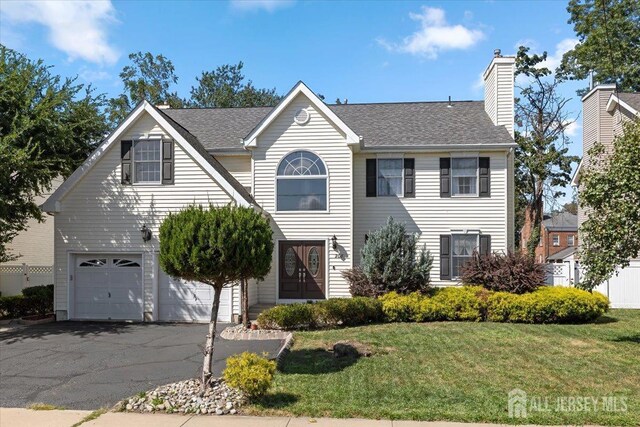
(483, 49, 516, 138)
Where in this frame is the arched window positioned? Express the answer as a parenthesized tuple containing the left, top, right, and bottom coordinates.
(276, 151, 327, 211)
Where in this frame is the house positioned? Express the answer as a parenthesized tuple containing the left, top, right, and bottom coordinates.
(571, 85, 640, 308)
(0, 179, 60, 296)
(42, 51, 517, 323)
(520, 211, 578, 264)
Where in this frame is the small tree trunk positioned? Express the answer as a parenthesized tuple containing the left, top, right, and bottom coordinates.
(241, 278, 250, 328)
(202, 284, 222, 392)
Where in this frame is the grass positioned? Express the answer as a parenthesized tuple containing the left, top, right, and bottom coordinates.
(247, 309, 640, 425)
(70, 408, 107, 427)
(27, 403, 65, 410)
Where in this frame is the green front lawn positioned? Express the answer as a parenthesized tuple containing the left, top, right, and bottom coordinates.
(248, 309, 640, 425)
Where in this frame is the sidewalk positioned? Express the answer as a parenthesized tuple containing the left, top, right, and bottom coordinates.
(0, 408, 599, 427)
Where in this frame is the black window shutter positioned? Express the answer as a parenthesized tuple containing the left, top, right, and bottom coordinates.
(121, 140, 133, 185)
(440, 158, 450, 197)
(162, 140, 174, 185)
(479, 234, 491, 256)
(479, 157, 490, 197)
(404, 158, 415, 198)
(440, 235, 451, 280)
(366, 159, 377, 197)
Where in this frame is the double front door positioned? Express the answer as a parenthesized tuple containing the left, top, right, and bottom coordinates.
(279, 241, 325, 299)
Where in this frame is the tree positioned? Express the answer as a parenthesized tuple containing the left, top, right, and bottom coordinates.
(560, 0, 640, 93)
(359, 217, 433, 295)
(514, 46, 580, 256)
(107, 52, 183, 126)
(159, 204, 273, 389)
(578, 119, 640, 290)
(0, 45, 109, 263)
(189, 62, 280, 108)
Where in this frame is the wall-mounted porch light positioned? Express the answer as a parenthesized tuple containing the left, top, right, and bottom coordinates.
(331, 234, 338, 251)
(140, 224, 152, 242)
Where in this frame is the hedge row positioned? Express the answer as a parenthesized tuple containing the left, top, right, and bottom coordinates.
(256, 286, 609, 329)
(0, 284, 54, 319)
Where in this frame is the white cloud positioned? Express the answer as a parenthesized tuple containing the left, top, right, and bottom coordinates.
(513, 38, 538, 51)
(377, 6, 484, 59)
(540, 38, 578, 71)
(472, 72, 485, 92)
(564, 120, 581, 138)
(0, 0, 118, 65)
(230, 0, 294, 12)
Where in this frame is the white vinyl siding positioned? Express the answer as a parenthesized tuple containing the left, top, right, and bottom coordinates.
(354, 151, 509, 287)
(216, 155, 251, 190)
(251, 93, 352, 302)
(53, 111, 236, 318)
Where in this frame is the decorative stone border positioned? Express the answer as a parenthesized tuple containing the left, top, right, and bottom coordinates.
(220, 324, 290, 341)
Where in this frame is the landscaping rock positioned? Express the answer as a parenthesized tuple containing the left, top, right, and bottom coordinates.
(122, 378, 245, 415)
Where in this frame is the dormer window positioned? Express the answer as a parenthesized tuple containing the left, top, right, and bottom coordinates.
(276, 151, 328, 211)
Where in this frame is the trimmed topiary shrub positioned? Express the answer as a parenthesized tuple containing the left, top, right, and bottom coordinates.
(461, 251, 546, 294)
(315, 297, 383, 327)
(378, 292, 423, 322)
(22, 284, 54, 316)
(256, 303, 316, 330)
(425, 286, 490, 322)
(0, 295, 26, 319)
(487, 286, 609, 323)
(223, 352, 276, 398)
(345, 217, 433, 297)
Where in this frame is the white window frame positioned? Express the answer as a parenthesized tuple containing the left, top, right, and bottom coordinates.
(451, 233, 479, 279)
(275, 150, 329, 213)
(552, 234, 560, 246)
(132, 138, 163, 185)
(451, 157, 479, 197)
(376, 158, 404, 197)
(567, 235, 575, 246)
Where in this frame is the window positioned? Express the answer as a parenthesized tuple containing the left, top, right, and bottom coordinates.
(377, 159, 403, 196)
(552, 234, 560, 246)
(451, 158, 478, 196)
(276, 151, 327, 211)
(134, 140, 161, 183)
(567, 235, 575, 246)
(451, 234, 478, 278)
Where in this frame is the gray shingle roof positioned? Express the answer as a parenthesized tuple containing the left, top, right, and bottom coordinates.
(163, 100, 514, 151)
(543, 212, 577, 231)
(547, 246, 576, 261)
(618, 92, 640, 112)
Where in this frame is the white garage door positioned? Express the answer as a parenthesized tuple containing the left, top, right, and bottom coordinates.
(595, 260, 640, 309)
(158, 270, 232, 322)
(74, 254, 143, 320)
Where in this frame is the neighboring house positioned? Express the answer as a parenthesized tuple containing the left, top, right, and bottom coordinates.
(43, 51, 517, 323)
(571, 85, 640, 308)
(520, 211, 577, 264)
(0, 180, 60, 296)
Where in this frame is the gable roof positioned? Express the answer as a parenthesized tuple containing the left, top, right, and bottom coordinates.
(543, 212, 577, 231)
(42, 101, 255, 212)
(162, 100, 515, 151)
(243, 81, 361, 148)
(607, 92, 640, 116)
(547, 246, 576, 261)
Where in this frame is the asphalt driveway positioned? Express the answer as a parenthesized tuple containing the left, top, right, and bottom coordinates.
(0, 321, 283, 410)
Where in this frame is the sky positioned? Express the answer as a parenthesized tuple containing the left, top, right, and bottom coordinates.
(1, 0, 585, 207)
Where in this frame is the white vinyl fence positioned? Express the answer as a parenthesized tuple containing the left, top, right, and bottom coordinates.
(545, 261, 640, 309)
(0, 264, 54, 296)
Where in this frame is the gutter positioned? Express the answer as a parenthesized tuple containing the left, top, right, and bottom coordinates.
(359, 143, 517, 153)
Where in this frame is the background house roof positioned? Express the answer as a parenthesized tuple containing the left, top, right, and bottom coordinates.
(163, 100, 514, 151)
(543, 211, 577, 231)
(618, 92, 640, 112)
(547, 246, 576, 261)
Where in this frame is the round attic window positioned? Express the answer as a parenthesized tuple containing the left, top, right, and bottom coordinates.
(294, 108, 310, 125)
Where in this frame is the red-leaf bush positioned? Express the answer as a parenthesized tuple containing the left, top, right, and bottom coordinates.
(460, 251, 545, 294)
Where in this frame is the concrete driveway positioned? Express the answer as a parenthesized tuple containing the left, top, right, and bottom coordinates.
(0, 322, 283, 410)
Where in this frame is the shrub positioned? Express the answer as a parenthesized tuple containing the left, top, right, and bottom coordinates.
(223, 352, 276, 398)
(316, 297, 383, 327)
(0, 295, 26, 319)
(256, 303, 316, 330)
(349, 217, 433, 296)
(22, 284, 54, 316)
(425, 286, 490, 322)
(461, 251, 545, 294)
(379, 292, 423, 322)
(487, 287, 609, 323)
